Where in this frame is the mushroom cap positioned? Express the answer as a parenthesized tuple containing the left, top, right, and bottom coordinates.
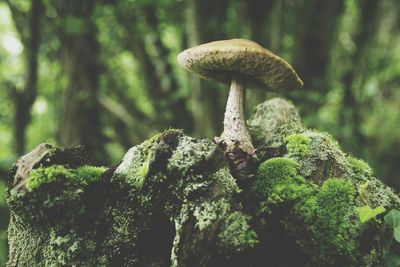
(177, 39, 303, 91)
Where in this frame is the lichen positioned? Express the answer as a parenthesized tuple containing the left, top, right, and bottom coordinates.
(284, 131, 352, 184)
(248, 98, 304, 160)
(107, 129, 246, 266)
(43, 230, 98, 266)
(347, 154, 400, 211)
(347, 155, 374, 179)
(167, 135, 222, 177)
(218, 211, 258, 254)
(7, 98, 400, 266)
(193, 199, 231, 231)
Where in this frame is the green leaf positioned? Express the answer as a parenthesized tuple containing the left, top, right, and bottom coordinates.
(355, 205, 386, 223)
(385, 253, 400, 267)
(384, 209, 400, 229)
(394, 226, 400, 243)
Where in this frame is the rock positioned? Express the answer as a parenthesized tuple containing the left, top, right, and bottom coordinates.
(247, 98, 400, 266)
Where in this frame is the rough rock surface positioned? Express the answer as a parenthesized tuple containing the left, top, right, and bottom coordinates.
(6, 98, 400, 266)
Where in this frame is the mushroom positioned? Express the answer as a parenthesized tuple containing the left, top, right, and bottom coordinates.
(177, 39, 303, 182)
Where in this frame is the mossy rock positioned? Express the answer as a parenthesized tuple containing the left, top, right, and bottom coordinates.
(248, 98, 400, 266)
(6, 131, 256, 266)
(6, 98, 400, 266)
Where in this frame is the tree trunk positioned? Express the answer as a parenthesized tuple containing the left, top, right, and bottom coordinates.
(339, 0, 381, 153)
(290, 0, 345, 114)
(6, 0, 43, 156)
(115, 2, 193, 133)
(184, 0, 229, 138)
(54, 0, 108, 164)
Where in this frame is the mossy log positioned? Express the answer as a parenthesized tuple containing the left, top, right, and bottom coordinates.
(6, 98, 400, 266)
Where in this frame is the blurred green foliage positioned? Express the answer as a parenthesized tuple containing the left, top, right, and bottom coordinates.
(0, 0, 400, 264)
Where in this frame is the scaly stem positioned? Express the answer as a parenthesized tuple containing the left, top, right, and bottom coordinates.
(223, 77, 255, 154)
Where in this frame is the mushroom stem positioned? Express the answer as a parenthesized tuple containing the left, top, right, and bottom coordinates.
(223, 77, 255, 154)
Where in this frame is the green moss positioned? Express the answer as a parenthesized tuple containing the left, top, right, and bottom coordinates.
(74, 165, 106, 182)
(26, 165, 72, 191)
(252, 157, 301, 198)
(252, 156, 361, 264)
(285, 133, 312, 159)
(346, 155, 400, 209)
(8, 165, 106, 225)
(8, 99, 400, 266)
(137, 154, 151, 180)
(115, 129, 184, 190)
(252, 157, 316, 215)
(26, 165, 105, 191)
(262, 177, 314, 213)
(296, 178, 358, 263)
(114, 140, 156, 189)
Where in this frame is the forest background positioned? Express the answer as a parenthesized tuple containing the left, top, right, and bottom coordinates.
(0, 0, 399, 265)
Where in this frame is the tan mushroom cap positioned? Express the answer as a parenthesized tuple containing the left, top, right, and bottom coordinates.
(177, 39, 303, 91)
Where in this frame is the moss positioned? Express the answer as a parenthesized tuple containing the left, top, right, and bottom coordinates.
(114, 134, 159, 189)
(8, 165, 106, 226)
(8, 98, 400, 266)
(7, 214, 48, 266)
(108, 129, 243, 266)
(252, 155, 361, 264)
(285, 133, 312, 159)
(252, 157, 301, 199)
(295, 178, 359, 264)
(251, 157, 316, 218)
(26, 165, 105, 192)
(261, 178, 314, 214)
(137, 153, 151, 180)
(247, 99, 400, 265)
